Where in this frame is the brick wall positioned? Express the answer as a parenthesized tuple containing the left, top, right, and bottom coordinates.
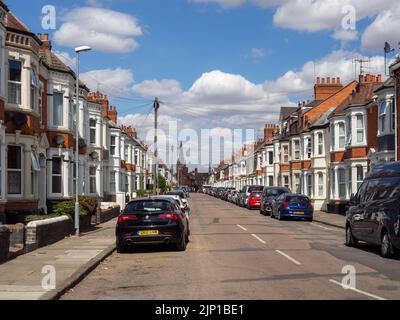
(25, 216, 73, 253)
(99, 206, 120, 223)
(0, 226, 10, 263)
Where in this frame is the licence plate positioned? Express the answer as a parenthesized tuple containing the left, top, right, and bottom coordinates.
(138, 230, 159, 236)
(294, 211, 304, 215)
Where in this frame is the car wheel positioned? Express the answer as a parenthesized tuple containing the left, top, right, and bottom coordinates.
(260, 209, 265, 216)
(345, 225, 358, 247)
(176, 232, 187, 251)
(380, 231, 395, 258)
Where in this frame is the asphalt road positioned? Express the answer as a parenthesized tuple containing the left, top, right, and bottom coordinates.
(61, 193, 400, 300)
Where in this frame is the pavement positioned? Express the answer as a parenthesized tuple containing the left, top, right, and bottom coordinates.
(0, 218, 116, 300)
(61, 193, 400, 300)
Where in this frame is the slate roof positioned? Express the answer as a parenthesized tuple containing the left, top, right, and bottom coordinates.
(279, 106, 297, 121)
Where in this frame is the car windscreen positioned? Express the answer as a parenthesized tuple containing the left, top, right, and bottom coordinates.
(124, 200, 175, 213)
(167, 192, 185, 198)
(287, 196, 309, 203)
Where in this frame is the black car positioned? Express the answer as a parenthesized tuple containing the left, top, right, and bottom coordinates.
(260, 187, 291, 216)
(116, 198, 189, 253)
(346, 162, 400, 258)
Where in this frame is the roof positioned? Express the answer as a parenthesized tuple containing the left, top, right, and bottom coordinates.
(39, 48, 73, 74)
(279, 106, 297, 121)
(374, 77, 394, 93)
(309, 107, 336, 128)
(330, 81, 382, 117)
(5, 11, 29, 32)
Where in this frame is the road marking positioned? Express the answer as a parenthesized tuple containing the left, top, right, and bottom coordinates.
(275, 250, 301, 265)
(251, 234, 266, 244)
(237, 224, 247, 231)
(310, 223, 335, 231)
(329, 279, 386, 300)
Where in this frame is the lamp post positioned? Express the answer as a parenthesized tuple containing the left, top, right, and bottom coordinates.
(74, 45, 92, 236)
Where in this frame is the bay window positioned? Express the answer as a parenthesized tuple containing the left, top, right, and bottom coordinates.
(30, 68, 38, 110)
(52, 157, 62, 194)
(346, 116, 352, 145)
(338, 168, 346, 198)
(268, 151, 273, 165)
(110, 171, 116, 193)
(283, 175, 289, 189)
(294, 173, 300, 193)
(38, 81, 44, 127)
(53, 92, 64, 126)
(89, 166, 96, 194)
(8, 60, 22, 105)
(293, 140, 300, 160)
(89, 119, 96, 144)
(306, 174, 312, 197)
(338, 123, 345, 149)
(356, 166, 364, 190)
(356, 114, 364, 143)
(317, 133, 323, 155)
(379, 101, 387, 133)
(7, 146, 22, 195)
(282, 145, 289, 163)
(317, 173, 323, 196)
(110, 136, 116, 155)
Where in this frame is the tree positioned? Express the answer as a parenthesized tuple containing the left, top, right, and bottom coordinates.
(158, 174, 168, 194)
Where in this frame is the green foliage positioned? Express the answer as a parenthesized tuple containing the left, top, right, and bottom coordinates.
(136, 189, 145, 197)
(52, 196, 98, 219)
(158, 174, 168, 193)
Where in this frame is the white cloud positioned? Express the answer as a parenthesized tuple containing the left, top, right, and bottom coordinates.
(361, 3, 400, 52)
(249, 47, 265, 59)
(54, 7, 142, 52)
(80, 68, 134, 95)
(189, 0, 246, 9)
(132, 79, 183, 99)
(331, 29, 358, 42)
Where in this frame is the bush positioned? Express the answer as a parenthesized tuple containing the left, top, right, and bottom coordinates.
(52, 196, 98, 219)
(136, 189, 145, 197)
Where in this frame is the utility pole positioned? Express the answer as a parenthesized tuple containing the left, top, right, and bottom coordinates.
(153, 98, 160, 195)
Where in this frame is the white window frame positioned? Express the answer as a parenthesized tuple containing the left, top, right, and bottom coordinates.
(317, 132, 323, 155)
(356, 165, 364, 191)
(317, 172, 323, 197)
(293, 139, 300, 160)
(355, 114, 365, 144)
(110, 171, 116, 193)
(282, 145, 289, 163)
(110, 136, 116, 156)
(8, 59, 22, 106)
(89, 166, 97, 194)
(379, 101, 388, 135)
(337, 122, 346, 150)
(53, 91, 64, 127)
(89, 118, 96, 145)
(338, 168, 346, 199)
(51, 157, 63, 195)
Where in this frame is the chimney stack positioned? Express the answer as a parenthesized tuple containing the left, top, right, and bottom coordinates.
(314, 76, 344, 100)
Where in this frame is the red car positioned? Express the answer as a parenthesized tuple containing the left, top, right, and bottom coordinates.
(248, 191, 262, 209)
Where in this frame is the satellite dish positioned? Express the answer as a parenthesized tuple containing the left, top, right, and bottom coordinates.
(13, 113, 27, 126)
(53, 135, 65, 146)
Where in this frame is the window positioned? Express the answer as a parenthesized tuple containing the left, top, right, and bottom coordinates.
(293, 140, 300, 160)
(120, 172, 126, 192)
(317, 133, 323, 155)
(125, 146, 129, 161)
(134, 150, 139, 165)
(125, 175, 129, 192)
(268, 176, 273, 187)
(331, 169, 335, 198)
(338, 123, 345, 149)
(317, 173, 323, 196)
(345, 115, 352, 145)
(268, 151, 273, 165)
(38, 81, 44, 127)
(356, 114, 364, 143)
(283, 145, 289, 163)
(338, 168, 346, 198)
(379, 101, 387, 133)
(294, 174, 300, 194)
(8, 60, 22, 105)
(348, 167, 352, 196)
(356, 166, 364, 190)
(89, 166, 96, 194)
(110, 171, 116, 193)
(331, 124, 335, 150)
(306, 138, 312, 159)
(89, 119, 96, 144)
(307, 174, 312, 197)
(53, 92, 64, 126)
(7, 146, 22, 195)
(52, 157, 62, 194)
(30, 68, 38, 110)
(110, 136, 116, 155)
(283, 175, 289, 189)
(391, 101, 396, 132)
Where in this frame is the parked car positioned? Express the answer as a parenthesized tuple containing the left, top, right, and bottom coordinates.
(248, 191, 262, 209)
(167, 190, 188, 207)
(116, 198, 189, 253)
(153, 195, 190, 221)
(271, 193, 313, 221)
(346, 162, 400, 258)
(238, 185, 264, 207)
(260, 187, 291, 216)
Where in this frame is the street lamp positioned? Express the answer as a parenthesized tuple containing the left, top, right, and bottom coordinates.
(75, 45, 92, 236)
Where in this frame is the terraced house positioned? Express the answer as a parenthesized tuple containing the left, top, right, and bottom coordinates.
(0, 1, 171, 223)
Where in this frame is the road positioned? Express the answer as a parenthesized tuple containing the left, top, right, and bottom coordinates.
(61, 193, 400, 300)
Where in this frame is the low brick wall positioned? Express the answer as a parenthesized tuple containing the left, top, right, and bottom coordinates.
(99, 206, 120, 223)
(7, 223, 24, 248)
(25, 216, 73, 253)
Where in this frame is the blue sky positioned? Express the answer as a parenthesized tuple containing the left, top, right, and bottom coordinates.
(5, 0, 399, 167)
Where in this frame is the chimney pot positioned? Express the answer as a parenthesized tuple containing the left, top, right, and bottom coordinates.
(37, 33, 42, 40)
(327, 77, 330, 84)
(321, 78, 325, 84)
(337, 77, 340, 84)
(316, 77, 320, 84)
(332, 78, 336, 84)
(44, 33, 49, 41)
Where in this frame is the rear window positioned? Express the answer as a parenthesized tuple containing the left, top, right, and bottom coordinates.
(267, 188, 289, 196)
(249, 186, 263, 193)
(287, 196, 309, 203)
(125, 200, 175, 213)
(251, 192, 262, 197)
